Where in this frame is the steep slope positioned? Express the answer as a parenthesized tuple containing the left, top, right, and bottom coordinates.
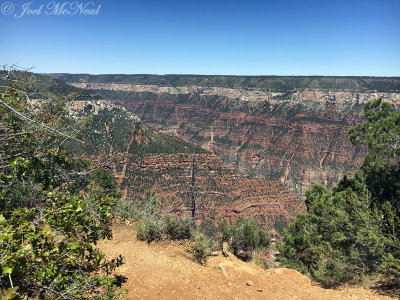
(98, 223, 394, 300)
(55, 74, 400, 198)
(65, 100, 304, 233)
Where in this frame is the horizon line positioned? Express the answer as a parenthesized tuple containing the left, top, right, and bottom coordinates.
(42, 72, 400, 79)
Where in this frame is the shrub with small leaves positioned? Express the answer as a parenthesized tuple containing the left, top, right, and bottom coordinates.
(113, 190, 161, 221)
(136, 217, 164, 243)
(136, 214, 195, 243)
(191, 232, 215, 265)
(0, 83, 123, 299)
(165, 215, 195, 240)
(218, 217, 270, 261)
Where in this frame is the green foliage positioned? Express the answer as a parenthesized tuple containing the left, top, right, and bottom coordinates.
(383, 254, 400, 281)
(349, 98, 400, 283)
(136, 218, 164, 244)
(277, 214, 322, 277)
(360, 155, 400, 209)
(218, 218, 270, 261)
(0, 287, 19, 300)
(165, 215, 194, 240)
(278, 99, 400, 287)
(279, 184, 387, 286)
(217, 219, 230, 243)
(122, 190, 195, 243)
(117, 190, 214, 264)
(229, 218, 270, 260)
(136, 214, 195, 243)
(113, 190, 161, 221)
(191, 232, 215, 265)
(90, 167, 117, 190)
(0, 83, 122, 299)
(349, 98, 400, 208)
(349, 98, 400, 158)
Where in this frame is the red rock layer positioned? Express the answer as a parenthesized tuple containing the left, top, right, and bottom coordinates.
(93, 151, 305, 232)
(108, 94, 367, 198)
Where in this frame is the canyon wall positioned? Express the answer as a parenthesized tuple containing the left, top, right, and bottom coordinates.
(66, 101, 305, 234)
(60, 76, 400, 199)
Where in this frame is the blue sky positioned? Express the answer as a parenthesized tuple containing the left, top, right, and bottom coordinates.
(0, 0, 399, 75)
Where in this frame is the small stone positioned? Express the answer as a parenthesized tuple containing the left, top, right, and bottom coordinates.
(256, 289, 263, 292)
(245, 280, 254, 286)
(218, 264, 228, 279)
(228, 282, 232, 287)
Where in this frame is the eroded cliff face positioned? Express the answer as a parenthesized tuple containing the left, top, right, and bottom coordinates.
(66, 101, 304, 233)
(63, 80, 400, 198)
(112, 152, 304, 234)
(127, 99, 363, 198)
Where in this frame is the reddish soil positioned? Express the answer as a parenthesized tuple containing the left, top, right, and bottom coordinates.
(98, 224, 394, 300)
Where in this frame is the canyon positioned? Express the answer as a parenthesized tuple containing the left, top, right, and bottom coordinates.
(66, 100, 305, 234)
(56, 75, 400, 199)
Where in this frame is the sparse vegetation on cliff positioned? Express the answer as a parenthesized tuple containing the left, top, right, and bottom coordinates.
(113, 190, 217, 264)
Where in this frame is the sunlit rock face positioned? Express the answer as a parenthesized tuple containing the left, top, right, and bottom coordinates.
(66, 100, 305, 235)
(58, 75, 400, 199)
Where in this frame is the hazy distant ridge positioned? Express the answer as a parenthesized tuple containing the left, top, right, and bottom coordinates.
(50, 74, 400, 93)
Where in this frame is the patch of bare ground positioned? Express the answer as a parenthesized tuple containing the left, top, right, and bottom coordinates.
(97, 223, 396, 300)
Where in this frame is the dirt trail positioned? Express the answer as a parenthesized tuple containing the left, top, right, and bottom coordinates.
(98, 224, 394, 300)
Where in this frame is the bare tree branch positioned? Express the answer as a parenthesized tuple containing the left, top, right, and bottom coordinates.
(0, 97, 84, 144)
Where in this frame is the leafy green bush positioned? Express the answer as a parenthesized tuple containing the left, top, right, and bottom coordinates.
(191, 232, 215, 265)
(314, 256, 362, 287)
(278, 184, 386, 286)
(229, 218, 270, 260)
(115, 186, 198, 243)
(218, 217, 270, 261)
(165, 215, 194, 240)
(217, 219, 230, 242)
(136, 214, 195, 243)
(136, 218, 164, 243)
(123, 191, 213, 265)
(277, 214, 323, 277)
(0, 84, 123, 299)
